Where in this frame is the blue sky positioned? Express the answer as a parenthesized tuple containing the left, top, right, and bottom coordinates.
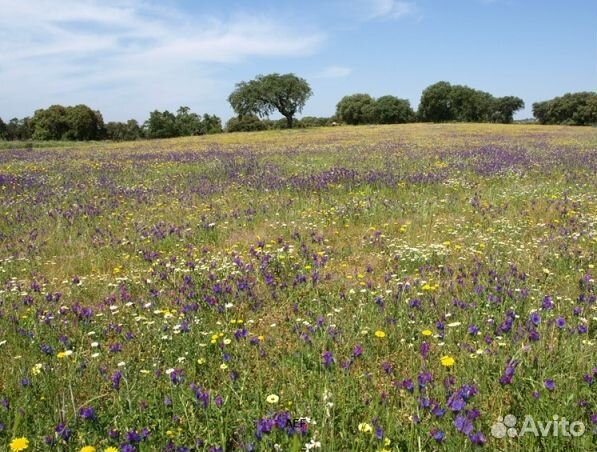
(0, 0, 595, 122)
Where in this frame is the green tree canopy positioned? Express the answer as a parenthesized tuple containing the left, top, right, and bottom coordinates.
(144, 107, 222, 138)
(533, 92, 597, 125)
(335, 94, 376, 125)
(105, 120, 142, 141)
(418, 81, 454, 122)
(175, 106, 202, 136)
(418, 81, 524, 123)
(201, 114, 223, 134)
(373, 95, 415, 124)
(228, 73, 312, 129)
(144, 110, 178, 139)
(449, 85, 493, 122)
(63, 105, 105, 140)
(5, 117, 32, 141)
(0, 117, 6, 139)
(31, 105, 69, 140)
(492, 96, 525, 124)
(30, 104, 105, 140)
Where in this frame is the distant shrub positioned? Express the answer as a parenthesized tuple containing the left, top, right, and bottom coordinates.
(226, 115, 267, 132)
(298, 116, 332, 128)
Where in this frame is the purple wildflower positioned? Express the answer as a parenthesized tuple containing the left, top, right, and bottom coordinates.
(111, 370, 122, 390)
(469, 431, 486, 445)
(499, 360, 518, 385)
(454, 415, 473, 435)
(322, 350, 334, 368)
(169, 368, 184, 385)
(55, 423, 71, 441)
(468, 324, 479, 335)
(430, 429, 445, 442)
(401, 379, 414, 393)
(420, 341, 430, 359)
(78, 406, 96, 421)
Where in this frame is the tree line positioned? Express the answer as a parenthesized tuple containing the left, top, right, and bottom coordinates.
(1, 74, 594, 141)
(0, 105, 224, 142)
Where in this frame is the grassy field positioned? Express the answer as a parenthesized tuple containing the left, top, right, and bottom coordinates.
(0, 123, 596, 451)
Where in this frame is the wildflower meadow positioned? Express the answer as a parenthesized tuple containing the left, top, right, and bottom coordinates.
(0, 123, 595, 451)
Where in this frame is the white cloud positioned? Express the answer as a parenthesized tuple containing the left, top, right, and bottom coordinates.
(362, 0, 417, 19)
(315, 66, 353, 79)
(0, 0, 325, 121)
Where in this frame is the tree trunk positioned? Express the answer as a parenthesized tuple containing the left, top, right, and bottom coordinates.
(285, 115, 293, 129)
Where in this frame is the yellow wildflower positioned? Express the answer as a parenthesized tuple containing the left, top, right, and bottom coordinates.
(358, 423, 373, 433)
(440, 355, 455, 367)
(9, 437, 29, 452)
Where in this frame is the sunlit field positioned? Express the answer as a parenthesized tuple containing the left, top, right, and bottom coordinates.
(1, 123, 596, 451)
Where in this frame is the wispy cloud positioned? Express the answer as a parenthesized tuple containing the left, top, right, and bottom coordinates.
(0, 0, 325, 120)
(314, 66, 353, 79)
(360, 0, 417, 20)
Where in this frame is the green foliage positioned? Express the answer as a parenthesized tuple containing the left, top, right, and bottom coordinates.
(225, 114, 267, 132)
(105, 120, 142, 141)
(337, 94, 415, 125)
(373, 95, 415, 124)
(4, 117, 33, 141)
(144, 110, 178, 139)
(533, 92, 597, 125)
(228, 73, 312, 128)
(30, 105, 105, 140)
(418, 81, 524, 123)
(492, 96, 525, 124)
(336, 94, 376, 125)
(228, 116, 334, 131)
(144, 107, 223, 138)
(63, 105, 105, 140)
(449, 85, 494, 122)
(201, 114, 223, 134)
(0, 117, 6, 139)
(31, 105, 70, 140)
(298, 116, 333, 128)
(175, 106, 202, 136)
(418, 81, 454, 122)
